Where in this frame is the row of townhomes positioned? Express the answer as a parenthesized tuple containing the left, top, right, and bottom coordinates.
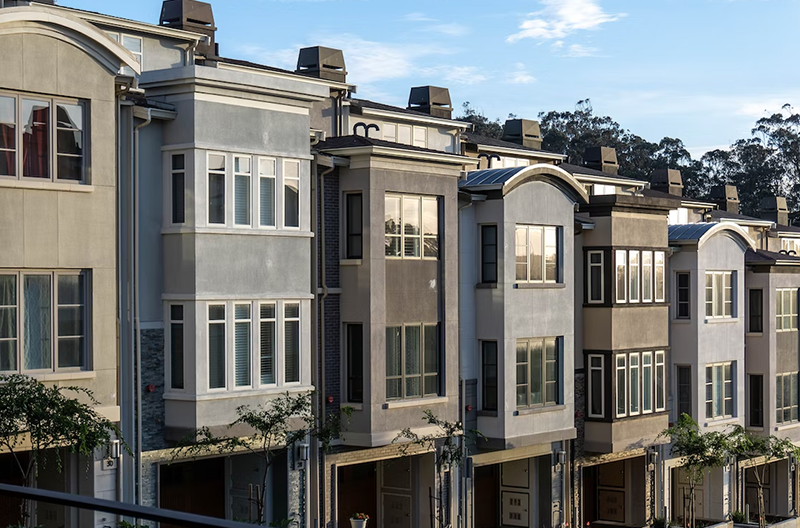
(3, 1, 800, 528)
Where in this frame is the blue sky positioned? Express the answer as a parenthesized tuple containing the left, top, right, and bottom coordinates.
(66, 0, 800, 158)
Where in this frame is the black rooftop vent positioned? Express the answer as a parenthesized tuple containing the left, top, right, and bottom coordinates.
(583, 146, 619, 176)
(760, 195, 789, 226)
(650, 168, 683, 197)
(408, 86, 452, 119)
(296, 47, 347, 83)
(502, 119, 542, 150)
(160, 0, 217, 57)
(710, 184, 739, 214)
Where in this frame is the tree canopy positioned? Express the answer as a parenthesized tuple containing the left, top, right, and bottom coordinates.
(457, 99, 800, 218)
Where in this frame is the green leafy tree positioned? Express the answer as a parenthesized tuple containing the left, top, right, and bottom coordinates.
(172, 391, 352, 525)
(660, 414, 729, 528)
(456, 102, 504, 139)
(727, 426, 800, 528)
(0, 374, 124, 525)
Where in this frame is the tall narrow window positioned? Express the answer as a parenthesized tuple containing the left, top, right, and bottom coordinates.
(171, 154, 185, 224)
(544, 226, 558, 282)
(629, 353, 640, 415)
(656, 351, 666, 412)
(259, 303, 276, 385)
(481, 225, 498, 284)
(423, 324, 439, 396)
(615, 250, 627, 303)
(283, 160, 300, 228)
(642, 251, 653, 302)
(169, 304, 184, 389)
(403, 197, 421, 258)
(24, 275, 51, 370)
(208, 154, 225, 225)
(346, 324, 363, 403)
(776, 288, 798, 331)
(234, 156, 251, 226)
(259, 157, 276, 227)
(234, 304, 251, 387)
(749, 289, 763, 333)
(655, 251, 666, 302)
(385, 195, 401, 257)
(0, 275, 16, 372)
(405, 325, 422, 398)
(386, 326, 402, 399)
(55, 103, 83, 181)
(642, 352, 652, 414)
(588, 355, 604, 417)
(677, 365, 691, 418)
(677, 272, 690, 319)
(749, 374, 763, 428)
(482, 341, 498, 411)
(588, 251, 604, 303)
(0, 96, 16, 177)
(208, 305, 226, 389)
(56, 274, 84, 368)
(22, 99, 50, 179)
(284, 303, 300, 383)
(616, 354, 627, 417)
(346, 194, 363, 259)
(629, 251, 640, 303)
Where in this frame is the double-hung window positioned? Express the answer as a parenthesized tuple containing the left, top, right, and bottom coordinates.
(481, 225, 498, 284)
(616, 354, 627, 417)
(776, 372, 799, 424)
(345, 194, 363, 259)
(0, 93, 86, 182)
(642, 252, 653, 302)
(516, 225, 559, 283)
(776, 289, 798, 331)
(587, 251, 604, 303)
(206, 300, 303, 391)
(384, 194, 439, 259)
(385, 323, 439, 400)
(516, 337, 560, 408)
(705, 362, 734, 419)
(705, 271, 733, 318)
(0, 271, 88, 374)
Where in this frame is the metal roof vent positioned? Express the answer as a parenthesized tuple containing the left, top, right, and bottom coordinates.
(710, 184, 739, 214)
(583, 147, 619, 176)
(160, 0, 217, 57)
(408, 86, 452, 119)
(760, 196, 789, 226)
(650, 168, 683, 197)
(296, 47, 347, 83)
(502, 119, 542, 150)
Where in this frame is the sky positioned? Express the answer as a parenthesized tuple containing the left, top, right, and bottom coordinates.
(62, 0, 800, 159)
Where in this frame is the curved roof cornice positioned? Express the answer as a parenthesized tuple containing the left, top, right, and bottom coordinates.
(669, 222, 756, 251)
(461, 164, 589, 204)
(0, 5, 141, 75)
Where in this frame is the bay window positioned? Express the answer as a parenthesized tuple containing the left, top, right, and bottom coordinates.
(0, 93, 86, 182)
(516, 225, 559, 283)
(516, 337, 560, 408)
(613, 350, 666, 419)
(385, 323, 440, 400)
(384, 194, 439, 259)
(0, 271, 88, 373)
(588, 354, 604, 417)
(705, 362, 734, 419)
(615, 249, 665, 303)
(629, 251, 640, 303)
(776, 288, 798, 331)
(705, 271, 733, 318)
(615, 250, 627, 303)
(169, 304, 184, 390)
(587, 251, 604, 303)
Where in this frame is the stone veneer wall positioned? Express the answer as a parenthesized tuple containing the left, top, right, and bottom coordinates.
(141, 329, 167, 452)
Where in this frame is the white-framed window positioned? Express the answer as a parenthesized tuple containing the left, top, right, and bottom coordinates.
(168, 304, 184, 390)
(383, 123, 397, 143)
(668, 207, 689, 225)
(205, 299, 304, 392)
(283, 160, 300, 229)
(0, 92, 87, 182)
(642, 251, 653, 303)
(776, 288, 798, 331)
(705, 271, 733, 318)
(656, 351, 666, 412)
(0, 271, 88, 374)
(412, 126, 427, 148)
(587, 251, 604, 303)
(588, 354, 604, 418)
(106, 32, 143, 76)
(614, 350, 666, 418)
(615, 249, 665, 303)
(706, 362, 734, 419)
(629, 353, 640, 415)
(170, 153, 186, 225)
(258, 157, 276, 228)
(615, 250, 627, 303)
(385, 323, 439, 400)
(384, 194, 439, 259)
(516, 337, 560, 408)
(516, 225, 559, 283)
(629, 251, 640, 303)
(616, 354, 627, 417)
(234, 156, 251, 226)
(207, 152, 226, 225)
(655, 251, 666, 302)
(776, 372, 799, 424)
(642, 351, 653, 414)
(781, 238, 800, 255)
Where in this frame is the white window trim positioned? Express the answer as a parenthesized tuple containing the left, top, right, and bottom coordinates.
(705, 271, 734, 319)
(516, 224, 560, 284)
(105, 32, 143, 73)
(629, 353, 640, 416)
(233, 156, 252, 227)
(655, 251, 666, 303)
(203, 299, 305, 394)
(282, 159, 301, 230)
(206, 151, 227, 226)
(642, 251, 653, 303)
(776, 288, 798, 332)
(382, 123, 397, 143)
(642, 351, 653, 414)
(655, 351, 666, 412)
(257, 156, 277, 230)
(615, 250, 627, 303)
(412, 126, 427, 148)
(588, 354, 605, 418)
(385, 193, 439, 261)
(629, 250, 640, 303)
(587, 250, 604, 304)
(616, 354, 627, 418)
(233, 303, 253, 388)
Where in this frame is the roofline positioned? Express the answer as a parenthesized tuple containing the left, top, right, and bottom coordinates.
(670, 223, 756, 251)
(716, 217, 774, 228)
(217, 62, 356, 92)
(775, 229, 800, 237)
(316, 145, 479, 166)
(571, 173, 646, 189)
(474, 143, 565, 161)
(348, 103, 471, 129)
(462, 163, 589, 204)
(46, 3, 208, 42)
(682, 199, 716, 208)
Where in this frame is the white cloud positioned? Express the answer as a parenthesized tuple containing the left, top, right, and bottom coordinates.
(564, 44, 599, 57)
(422, 65, 487, 85)
(402, 12, 435, 22)
(509, 63, 536, 84)
(429, 23, 470, 37)
(507, 0, 623, 43)
(686, 144, 730, 160)
(736, 99, 797, 118)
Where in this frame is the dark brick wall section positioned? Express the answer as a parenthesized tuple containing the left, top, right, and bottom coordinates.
(317, 169, 340, 289)
(323, 295, 341, 417)
(141, 328, 167, 452)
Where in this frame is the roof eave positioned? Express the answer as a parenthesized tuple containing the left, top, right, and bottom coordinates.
(352, 105, 470, 129)
(572, 173, 647, 188)
(216, 62, 355, 91)
(317, 145, 479, 165)
(474, 143, 565, 160)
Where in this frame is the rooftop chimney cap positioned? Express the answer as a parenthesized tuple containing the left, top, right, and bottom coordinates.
(583, 146, 618, 166)
(710, 184, 739, 203)
(408, 86, 452, 109)
(160, 0, 215, 28)
(650, 168, 683, 187)
(503, 119, 542, 150)
(760, 195, 788, 212)
(296, 46, 347, 82)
